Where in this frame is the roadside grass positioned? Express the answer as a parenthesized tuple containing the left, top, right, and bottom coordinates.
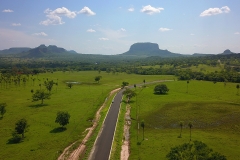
(129, 80, 240, 160)
(0, 71, 172, 159)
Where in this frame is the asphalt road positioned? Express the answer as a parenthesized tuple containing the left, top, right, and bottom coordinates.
(88, 80, 172, 160)
(88, 89, 124, 160)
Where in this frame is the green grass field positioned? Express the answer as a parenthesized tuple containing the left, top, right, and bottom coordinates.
(0, 71, 172, 160)
(129, 80, 240, 160)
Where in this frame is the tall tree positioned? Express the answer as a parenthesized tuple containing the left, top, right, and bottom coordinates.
(32, 90, 51, 104)
(55, 111, 70, 128)
(179, 121, 184, 138)
(15, 118, 28, 138)
(141, 120, 145, 140)
(123, 88, 136, 103)
(188, 122, 193, 141)
(44, 80, 55, 93)
(0, 103, 7, 118)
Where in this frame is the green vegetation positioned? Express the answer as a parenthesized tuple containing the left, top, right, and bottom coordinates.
(122, 88, 136, 103)
(14, 118, 29, 139)
(55, 111, 70, 128)
(166, 141, 226, 160)
(0, 71, 169, 160)
(154, 84, 169, 94)
(32, 89, 51, 104)
(129, 80, 240, 160)
(0, 103, 7, 118)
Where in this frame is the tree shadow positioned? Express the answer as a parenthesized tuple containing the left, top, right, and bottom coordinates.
(28, 104, 48, 108)
(0, 117, 3, 120)
(50, 127, 66, 133)
(7, 138, 22, 144)
(153, 93, 168, 95)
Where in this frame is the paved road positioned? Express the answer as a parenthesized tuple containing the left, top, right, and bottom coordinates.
(88, 80, 172, 160)
(88, 89, 124, 160)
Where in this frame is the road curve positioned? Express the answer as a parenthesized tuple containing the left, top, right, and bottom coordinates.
(88, 89, 124, 160)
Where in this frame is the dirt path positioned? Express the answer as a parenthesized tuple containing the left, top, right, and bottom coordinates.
(120, 104, 131, 160)
(58, 88, 121, 160)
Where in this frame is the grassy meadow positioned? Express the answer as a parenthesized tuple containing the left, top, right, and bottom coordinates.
(0, 71, 172, 160)
(129, 80, 240, 160)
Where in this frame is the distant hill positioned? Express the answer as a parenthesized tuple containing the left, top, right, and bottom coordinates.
(0, 45, 78, 58)
(121, 42, 182, 57)
(0, 47, 31, 54)
(192, 53, 214, 57)
(220, 49, 236, 55)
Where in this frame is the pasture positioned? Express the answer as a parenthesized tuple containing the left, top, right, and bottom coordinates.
(0, 71, 172, 160)
(129, 80, 240, 160)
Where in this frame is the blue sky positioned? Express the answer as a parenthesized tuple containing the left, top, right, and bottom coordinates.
(0, 0, 240, 55)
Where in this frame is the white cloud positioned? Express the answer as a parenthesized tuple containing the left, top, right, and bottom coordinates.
(40, 7, 76, 25)
(119, 28, 126, 32)
(99, 38, 109, 41)
(234, 32, 240, 35)
(200, 6, 230, 17)
(2, 9, 14, 13)
(12, 23, 21, 26)
(128, 8, 134, 12)
(141, 5, 164, 15)
(87, 29, 96, 32)
(159, 28, 172, 32)
(78, 7, 96, 16)
(32, 32, 48, 36)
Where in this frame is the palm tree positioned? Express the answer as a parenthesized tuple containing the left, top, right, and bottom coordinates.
(188, 122, 193, 141)
(141, 120, 145, 140)
(179, 121, 184, 138)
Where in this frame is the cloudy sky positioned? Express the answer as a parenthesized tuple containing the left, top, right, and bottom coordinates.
(0, 0, 240, 55)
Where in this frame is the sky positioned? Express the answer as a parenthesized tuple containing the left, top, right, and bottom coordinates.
(0, 0, 240, 55)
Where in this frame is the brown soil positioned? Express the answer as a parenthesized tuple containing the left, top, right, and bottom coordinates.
(120, 104, 131, 160)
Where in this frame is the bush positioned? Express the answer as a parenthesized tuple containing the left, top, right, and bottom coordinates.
(154, 84, 169, 94)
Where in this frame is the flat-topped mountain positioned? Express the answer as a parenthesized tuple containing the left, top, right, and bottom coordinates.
(121, 42, 181, 57)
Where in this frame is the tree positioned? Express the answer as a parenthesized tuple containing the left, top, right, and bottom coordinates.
(134, 84, 136, 89)
(55, 111, 70, 127)
(15, 118, 28, 138)
(154, 84, 169, 94)
(67, 83, 73, 89)
(141, 120, 145, 140)
(95, 76, 102, 83)
(44, 80, 55, 93)
(0, 103, 6, 118)
(121, 81, 129, 88)
(179, 121, 184, 138)
(187, 80, 189, 93)
(188, 121, 193, 141)
(236, 84, 240, 95)
(123, 88, 136, 103)
(32, 89, 51, 104)
(166, 141, 226, 160)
